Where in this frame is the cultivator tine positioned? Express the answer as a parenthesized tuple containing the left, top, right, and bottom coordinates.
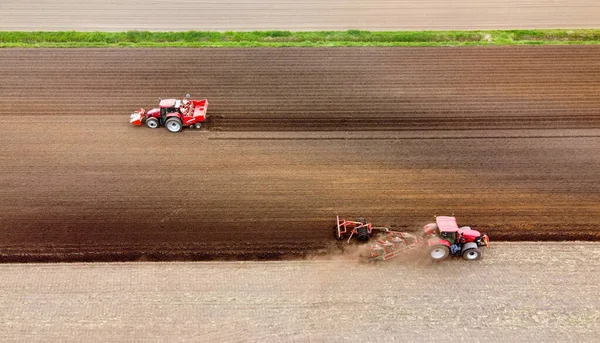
(365, 230, 424, 262)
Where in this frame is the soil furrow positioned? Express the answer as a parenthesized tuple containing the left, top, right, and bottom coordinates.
(1, 46, 599, 261)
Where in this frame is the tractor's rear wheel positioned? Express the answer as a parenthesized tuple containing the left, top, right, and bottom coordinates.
(462, 248, 482, 261)
(146, 118, 159, 129)
(165, 118, 183, 133)
(429, 245, 450, 261)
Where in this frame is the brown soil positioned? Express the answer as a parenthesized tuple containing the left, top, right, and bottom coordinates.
(2, 244, 600, 342)
(0, 47, 599, 262)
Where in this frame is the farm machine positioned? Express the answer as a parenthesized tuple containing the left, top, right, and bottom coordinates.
(334, 215, 489, 262)
(129, 94, 208, 133)
(335, 216, 422, 262)
(423, 216, 490, 261)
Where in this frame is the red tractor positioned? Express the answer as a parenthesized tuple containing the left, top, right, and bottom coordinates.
(423, 216, 490, 261)
(129, 94, 208, 133)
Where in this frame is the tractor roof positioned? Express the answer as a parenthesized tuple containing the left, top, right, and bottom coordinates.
(159, 99, 177, 108)
(435, 216, 459, 232)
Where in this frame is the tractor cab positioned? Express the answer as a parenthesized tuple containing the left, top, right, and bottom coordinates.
(435, 216, 460, 244)
(439, 230, 458, 245)
(159, 99, 181, 125)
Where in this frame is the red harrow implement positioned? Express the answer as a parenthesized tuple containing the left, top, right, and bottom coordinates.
(335, 216, 375, 242)
(334, 216, 421, 261)
(368, 231, 421, 262)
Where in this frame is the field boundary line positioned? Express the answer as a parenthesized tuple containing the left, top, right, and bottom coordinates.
(2, 29, 600, 48)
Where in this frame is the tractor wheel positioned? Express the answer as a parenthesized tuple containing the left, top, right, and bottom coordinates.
(356, 226, 370, 242)
(146, 118, 159, 129)
(429, 245, 450, 261)
(165, 118, 183, 133)
(194, 123, 202, 129)
(462, 248, 482, 261)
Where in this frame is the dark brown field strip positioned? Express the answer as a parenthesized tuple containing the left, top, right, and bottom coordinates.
(1, 46, 599, 129)
(1, 46, 599, 262)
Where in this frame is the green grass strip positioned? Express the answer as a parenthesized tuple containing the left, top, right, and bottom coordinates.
(1, 29, 600, 47)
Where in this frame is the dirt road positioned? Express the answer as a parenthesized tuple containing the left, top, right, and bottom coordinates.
(1, 0, 599, 31)
(1, 47, 599, 261)
(0, 243, 598, 342)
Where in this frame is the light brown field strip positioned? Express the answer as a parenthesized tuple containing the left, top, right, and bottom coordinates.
(1, 0, 599, 31)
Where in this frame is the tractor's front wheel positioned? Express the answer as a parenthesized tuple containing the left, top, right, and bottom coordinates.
(146, 118, 159, 129)
(429, 245, 450, 262)
(462, 248, 482, 261)
(194, 123, 202, 129)
(165, 118, 183, 133)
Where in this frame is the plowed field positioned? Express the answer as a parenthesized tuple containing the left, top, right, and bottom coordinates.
(1, 47, 599, 262)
